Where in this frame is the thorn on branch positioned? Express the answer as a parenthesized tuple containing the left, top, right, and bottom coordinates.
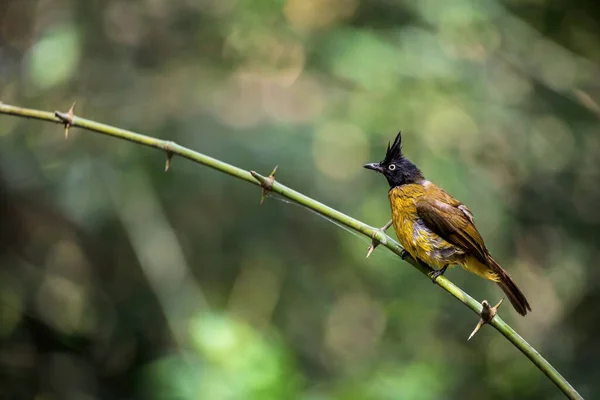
(250, 165, 278, 204)
(165, 151, 173, 172)
(366, 238, 382, 259)
(55, 101, 76, 139)
(159, 141, 177, 172)
(366, 220, 393, 258)
(468, 298, 503, 341)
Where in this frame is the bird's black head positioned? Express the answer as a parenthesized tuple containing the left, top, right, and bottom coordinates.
(364, 131, 424, 188)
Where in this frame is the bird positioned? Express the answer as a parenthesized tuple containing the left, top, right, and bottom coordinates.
(364, 131, 531, 316)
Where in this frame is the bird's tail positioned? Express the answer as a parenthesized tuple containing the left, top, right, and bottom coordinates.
(487, 257, 531, 316)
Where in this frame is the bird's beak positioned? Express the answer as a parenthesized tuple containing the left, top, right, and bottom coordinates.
(363, 162, 383, 173)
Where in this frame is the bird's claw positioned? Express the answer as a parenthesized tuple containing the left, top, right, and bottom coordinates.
(430, 265, 448, 284)
(400, 249, 409, 260)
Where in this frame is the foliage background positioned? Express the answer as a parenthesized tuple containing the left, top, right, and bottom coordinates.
(1, 0, 600, 399)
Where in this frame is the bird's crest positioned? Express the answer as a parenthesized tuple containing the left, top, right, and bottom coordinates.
(384, 131, 403, 163)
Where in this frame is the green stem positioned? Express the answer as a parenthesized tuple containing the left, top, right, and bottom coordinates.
(0, 102, 582, 400)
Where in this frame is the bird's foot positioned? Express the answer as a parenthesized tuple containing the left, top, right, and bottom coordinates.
(430, 265, 449, 284)
(400, 249, 409, 260)
(366, 219, 393, 258)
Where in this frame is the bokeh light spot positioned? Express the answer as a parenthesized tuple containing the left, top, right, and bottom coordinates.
(530, 115, 574, 172)
(423, 104, 479, 154)
(325, 292, 386, 363)
(313, 122, 368, 181)
(25, 24, 80, 90)
(284, 0, 358, 33)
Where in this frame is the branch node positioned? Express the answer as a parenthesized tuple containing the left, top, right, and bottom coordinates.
(55, 101, 76, 139)
(161, 140, 176, 152)
(250, 165, 278, 204)
(468, 298, 504, 341)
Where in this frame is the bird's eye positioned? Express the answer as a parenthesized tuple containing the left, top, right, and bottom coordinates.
(388, 164, 396, 171)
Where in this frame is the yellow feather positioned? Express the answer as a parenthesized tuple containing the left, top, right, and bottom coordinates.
(389, 184, 456, 269)
(388, 184, 500, 280)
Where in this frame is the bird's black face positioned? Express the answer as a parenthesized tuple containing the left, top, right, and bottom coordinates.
(364, 132, 424, 188)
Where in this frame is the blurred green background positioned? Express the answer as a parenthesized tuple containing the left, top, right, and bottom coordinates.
(1, 0, 600, 399)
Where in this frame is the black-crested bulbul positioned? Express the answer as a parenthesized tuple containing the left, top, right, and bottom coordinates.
(364, 132, 531, 316)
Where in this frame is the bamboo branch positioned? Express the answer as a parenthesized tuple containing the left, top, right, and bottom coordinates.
(0, 102, 583, 400)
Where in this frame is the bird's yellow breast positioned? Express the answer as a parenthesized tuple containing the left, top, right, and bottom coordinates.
(388, 184, 462, 268)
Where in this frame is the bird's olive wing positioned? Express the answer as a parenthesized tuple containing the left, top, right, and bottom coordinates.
(416, 198, 488, 264)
